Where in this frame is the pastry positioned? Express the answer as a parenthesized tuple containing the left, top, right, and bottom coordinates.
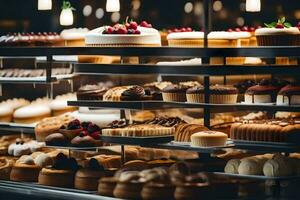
(59, 119, 83, 140)
(186, 85, 238, 104)
(71, 135, 101, 147)
(263, 154, 294, 177)
(85, 20, 161, 47)
(45, 133, 68, 146)
(35, 114, 74, 142)
(224, 159, 241, 174)
(34, 153, 53, 168)
(75, 167, 106, 191)
(38, 168, 75, 188)
(156, 58, 202, 66)
(145, 117, 185, 127)
(238, 155, 271, 175)
(144, 81, 173, 100)
(103, 85, 147, 101)
(142, 183, 175, 200)
(0, 158, 14, 180)
(245, 79, 281, 104)
(76, 84, 108, 100)
(49, 93, 77, 116)
(13, 105, 51, 124)
(60, 28, 89, 46)
(190, 131, 228, 147)
(0, 106, 13, 122)
(162, 84, 189, 102)
(276, 84, 300, 105)
(174, 124, 209, 142)
(102, 124, 175, 137)
(98, 177, 118, 196)
(121, 160, 150, 171)
(174, 183, 211, 200)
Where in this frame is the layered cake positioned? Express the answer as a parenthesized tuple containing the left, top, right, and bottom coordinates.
(244, 80, 281, 104)
(103, 85, 147, 101)
(186, 85, 238, 104)
(230, 120, 300, 143)
(102, 124, 175, 137)
(85, 20, 161, 46)
(276, 84, 300, 105)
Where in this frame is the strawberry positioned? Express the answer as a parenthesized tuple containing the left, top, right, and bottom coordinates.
(275, 24, 284, 29)
(130, 21, 138, 30)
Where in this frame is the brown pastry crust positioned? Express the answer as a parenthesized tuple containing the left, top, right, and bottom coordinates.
(74, 168, 106, 191)
(187, 85, 238, 95)
(38, 168, 75, 188)
(10, 163, 41, 182)
(98, 177, 118, 197)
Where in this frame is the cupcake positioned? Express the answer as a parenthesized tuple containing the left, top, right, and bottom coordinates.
(276, 84, 300, 105)
(190, 131, 228, 147)
(143, 81, 173, 100)
(162, 84, 189, 102)
(76, 84, 108, 100)
(186, 85, 238, 104)
(244, 79, 282, 104)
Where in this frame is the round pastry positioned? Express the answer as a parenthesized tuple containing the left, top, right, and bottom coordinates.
(38, 167, 75, 188)
(276, 84, 300, 105)
(85, 22, 161, 47)
(8, 141, 31, 157)
(174, 124, 209, 142)
(141, 182, 175, 200)
(0, 105, 13, 122)
(34, 153, 53, 168)
(13, 105, 51, 124)
(263, 154, 294, 177)
(45, 133, 68, 146)
(122, 160, 150, 171)
(162, 84, 189, 102)
(10, 156, 41, 182)
(245, 80, 281, 104)
(186, 85, 238, 104)
(224, 159, 241, 174)
(147, 159, 176, 168)
(143, 81, 173, 100)
(98, 177, 118, 196)
(190, 131, 228, 147)
(238, 157, 266, 175)
(49, 99, 77, 116)
(113, 181, 144, 200)
(103, 85, 147, 101)
(174, 183, 211, 200)
(71, 135, 101, 147)
(0, 158, 14, 180)
(76, 84, 108, 100)
(75, 168, 106, 190)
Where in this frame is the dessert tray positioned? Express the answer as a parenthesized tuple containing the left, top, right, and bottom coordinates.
(233, 140, 300, 153)
(99, 135, 174, 145)
(213, 172, 300, 181)
(44, 145, 100, 151)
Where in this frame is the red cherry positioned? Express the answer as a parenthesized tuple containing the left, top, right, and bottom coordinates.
(235, 28, 241, 32)
(227, 28, 233, 32)
(256, 25, 262, 29)
(118, 27, 128, 34)
(134, 29, 141, 34)
(275, 24, 284, 29)
(140, 21, 148, 27)
(125, 23, 131, 29)
(90, 132, 100, 140)
(249, 27, 255, 32)
(130, 21, 138, 30)
(181, 28, 187, 32)
(147, 24, 152, 28)
(174, 28, 180, 32)
(167, 30, 172, 34)
(297, 22, 300, 27)
(241, 26, 248, 31)
(106, 26, 114, 34)
(186, 27, 192, 32)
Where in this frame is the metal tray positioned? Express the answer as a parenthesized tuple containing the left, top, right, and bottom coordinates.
(213, 172, 300, 181)
(100, 135, 174, 145)
(44, 145, 100, 151)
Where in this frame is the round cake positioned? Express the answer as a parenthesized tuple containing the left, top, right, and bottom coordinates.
(190, 131, 228, 147)
(38, 167, 75, 188)
(162, 84, 189, 102)
(276, 84, 300, 105)
(76, 84, 108, 100)
(60, 28, 89, 46)
(98, 177, 118, 197)
(141, 182, 175, 200)
(186, 85, 238, 104)
(103, 85, 147, 101)
(85, 20, 161, 47)
(0, 105, 13, 122)
(10, 157, 41, 182)
(75, 168, 106, 191)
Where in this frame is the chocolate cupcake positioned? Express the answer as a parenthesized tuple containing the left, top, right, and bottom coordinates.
(162, 84, 189, 102)
(276, 84, 300, 105)
(103, 85, 148, 101)
(186, 85, 238, 104)
(245, 79, 281, 104)
(76, 84, 108, 100)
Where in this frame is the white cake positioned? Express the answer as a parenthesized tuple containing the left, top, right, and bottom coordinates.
(85, 26, 161, 46)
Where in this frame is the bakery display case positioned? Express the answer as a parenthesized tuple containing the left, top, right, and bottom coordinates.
(1, 0, 300, 199)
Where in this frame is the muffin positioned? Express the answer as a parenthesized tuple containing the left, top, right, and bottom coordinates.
(75, 168, 106, 190)
(190, 131, 228, 147)
(162, 84, 189, 102)
(186, 85, 238, 104)
(276, 84, 300, 105)
(38, 168, 75, 188)
(98, 177, 118, 196)
(141, 182, 175, 200)
(10, 156, 41, 182)
(245, 79, 281, 104)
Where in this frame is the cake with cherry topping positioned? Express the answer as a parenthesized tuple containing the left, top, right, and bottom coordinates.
(276, 84, 300, 105)
(85, 19, 161, 46)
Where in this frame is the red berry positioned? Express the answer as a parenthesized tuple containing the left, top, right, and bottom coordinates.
(174, 28, 179, 32)
(134, 29, 141, 34)
(140, 21, 148, 27)
(147, 24, 152, 28)
(275, 24, 284, 29)
(249, 27, 255, 32)
(130, 21, 138, 30)
(125, 23, 131, 29)
(241, 26, 248, 31)
(186, 27, 192, 32)
(167, 30, 172, 34)
(227, 28, 233, 32)
(256, 25, 262, 29)
(106, 26, 114, 34)
(117, 27, 128, 34)
(235, 28, 241, 32)
(90, 132, 100, 140)
(181, 28, 187, 32)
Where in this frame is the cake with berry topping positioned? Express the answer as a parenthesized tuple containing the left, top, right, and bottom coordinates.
(276, 84, 300, 105)
(255, 17, 300, 46)
(85, 19, 161, 46)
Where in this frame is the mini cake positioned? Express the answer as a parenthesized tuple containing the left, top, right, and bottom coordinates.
(174, 124, 209, 142)
(45, 133, 68, 146)
(224, 159, 241, 174)
(76, 84, 108, 100)
(0, 158, 14, 180)
(174, 183, 211, 200)
(190, 131, 228, 147)
(245, 80, 281, 104)
(263, 154, 294, 177)
(144, 81, 173, 100)
(10, 155, 41, 182)
(98, 177, 118, 196)
(102, 124, 175, 137)
(13, 105, 51, 124)
(60, 28, 89, 46)
(276, 84, 300, 105)
(85, 20, 161, 47)
(75, 168, 106, 191)
(186, 85, 238, 104)
(49, 93, 77, 116)
(255, 17, 300, 46)
(141, 183, 175, 200)
(162, 84, 189, 102)
(0, 105, 13, 122)
(103, 85, 148, 101)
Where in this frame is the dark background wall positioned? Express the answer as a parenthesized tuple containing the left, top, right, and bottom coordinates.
(0, 0, 299, 34)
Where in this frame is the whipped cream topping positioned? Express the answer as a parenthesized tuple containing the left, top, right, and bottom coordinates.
(156, 58, 202, 65)
(61, 28, 89, 40)
(13, 105, 51, 118)
(255, 27, 300, 36)
(167, 31, 251, 40)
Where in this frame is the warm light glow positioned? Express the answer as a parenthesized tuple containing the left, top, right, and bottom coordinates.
(38, 0, 52, 10)
(106, 0, 120, 12)
(246, 0, 261, 12)
(60, 9, 74, 26)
